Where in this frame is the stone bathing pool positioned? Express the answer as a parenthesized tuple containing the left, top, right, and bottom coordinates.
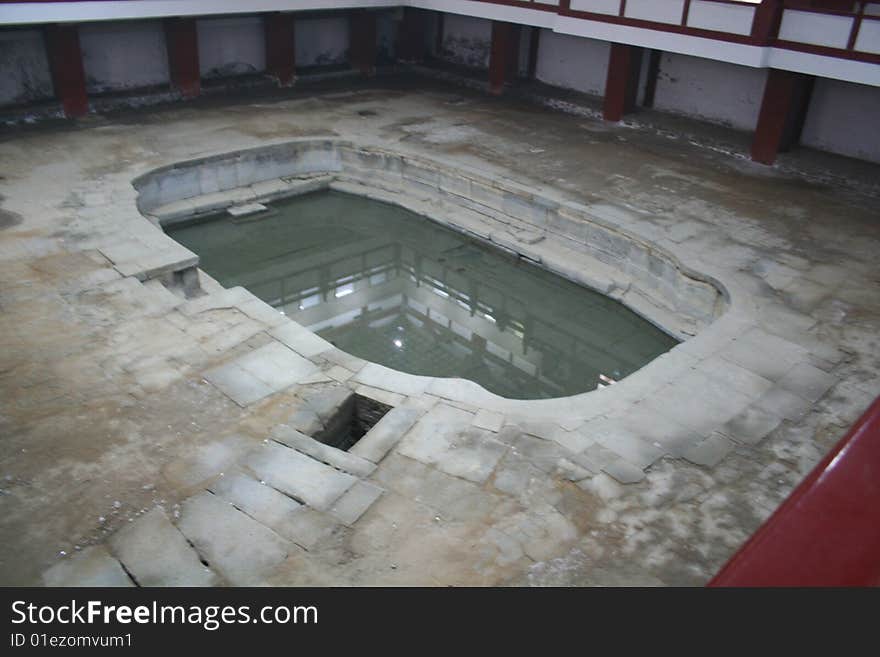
(168, 190, 678, 400)
(134, 138, 728, 415)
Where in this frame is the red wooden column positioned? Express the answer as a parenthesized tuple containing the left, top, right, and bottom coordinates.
(751, 0, 784, 44)
(603, 43, 643, 122)
(350, 10, 377, 77)
(164, 18, 200, 99)
(44, 24, 88, 118)
(265, 12, 296, 86)
(751, 69, 814, 165)
(488, 21, 519, 96)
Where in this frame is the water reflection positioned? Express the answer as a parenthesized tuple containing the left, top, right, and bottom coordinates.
(168, 191, 677, 399)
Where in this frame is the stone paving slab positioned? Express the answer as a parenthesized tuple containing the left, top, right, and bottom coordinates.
(299, 386, 352, 423)
(720, 405, 783, 446)
(233, 340, 318, 391)
(270, 321, 333, 358)
(353, 362, 432, 397)
(228, 202, 268, 217)
(644, 370, 754, 436)
(472, 409, 504, 433)
(582, 416, 665, 469)
(719, 327, 810, 382)
(42, 546, 132, 587)
(109, 507, 219, 586)
(329, 480, 385, 526)
(203, 361, 274, 406)
(271, 426, 376, 478)
(683, 432, 735, 468)
(210, 472, 340, 550)
(754, 386, 813, 421)
(245, 441, 357, 511)
(777, 362, 837, 403)
(397, 404, 507, 484)
(349, 406, 422, 463)
(602, 458, 646, 484)
(176, 491, 290, 586)
(162, 433, 256, 490)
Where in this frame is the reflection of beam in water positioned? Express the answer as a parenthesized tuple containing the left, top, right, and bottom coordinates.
(241, 239, 646, 383)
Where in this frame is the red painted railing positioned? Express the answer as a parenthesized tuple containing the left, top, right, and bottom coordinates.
(709, 394, 880, 587)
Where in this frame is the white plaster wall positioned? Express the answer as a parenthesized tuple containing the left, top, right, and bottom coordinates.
(625, 0, 685, 25)
(652, 52, 767, 131)
(0, 29, 53, 106)
(80, 20, 169, 93)
(295, 16, 349, 67)
(800, 77, 880, 163)
(439, 13, 491, 69)
(534, 30, 610, 96)
(197, 16, 266, 78)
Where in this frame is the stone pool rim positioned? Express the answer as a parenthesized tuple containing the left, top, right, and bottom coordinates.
(126, 137, 760, 420)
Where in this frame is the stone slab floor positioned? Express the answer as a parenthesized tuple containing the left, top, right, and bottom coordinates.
(1, 76, 878, 586)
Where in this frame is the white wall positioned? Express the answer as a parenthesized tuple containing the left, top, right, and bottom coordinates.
(0, 29, 53, 107)
(295, 16, 349, 67)
(80, 20, 169, 93)
(801, 77, 880, 163)
(535, 30, 609, 96)
(439, 14, 491, 69)
(652, 52, 767, 131)
(197, 16, 266, 78)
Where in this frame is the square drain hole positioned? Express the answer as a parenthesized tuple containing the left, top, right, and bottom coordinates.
(313, 393, 393, 451)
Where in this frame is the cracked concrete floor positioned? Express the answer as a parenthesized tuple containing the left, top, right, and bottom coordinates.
(1, 77, 878, 586)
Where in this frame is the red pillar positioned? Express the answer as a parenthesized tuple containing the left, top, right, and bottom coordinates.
(397, 8, 429, 62)
(350, 10, 377, 76)
(751, 0, 784, 44)
(603, 43, 643, 122)
(164, 18, 200, 99)
(44, 24, 88, 118)
(751, 69, 814, 165)
(265, 12, 296, 86)
(489, 21, 519, 96)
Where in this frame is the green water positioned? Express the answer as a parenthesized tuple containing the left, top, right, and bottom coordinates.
(168, 190, 677, 399)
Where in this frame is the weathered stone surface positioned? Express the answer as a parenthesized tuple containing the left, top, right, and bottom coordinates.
(583, 416, 665, 469)
(350, 406, 421, 463)
(397, 404, 507, 484)
(777, 362, 837, 403)
(203, 361, 274, 406)
(234, 341, 318, 391)
(208, 472, 336, 550)
(270, 321, 333, 358)
(473, 409, 504, 433)
(719, 328, 809, 382)
(162, 433, 256, 489)
(353, 362, 432, 396)
(203, 341, 318, 405)
(245, 441, 357, 510)
(177, 491, 290, 586)
(602, 458, 646, 484)
(42, 546, 132, 587)
(271, 426, 376, 478)
(720, 406, 783, 445)
(755, 387, 813, 421)
(110, 507, 219, 586)
(683, 433, 735, 468)
(329, 480, 385, 526)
